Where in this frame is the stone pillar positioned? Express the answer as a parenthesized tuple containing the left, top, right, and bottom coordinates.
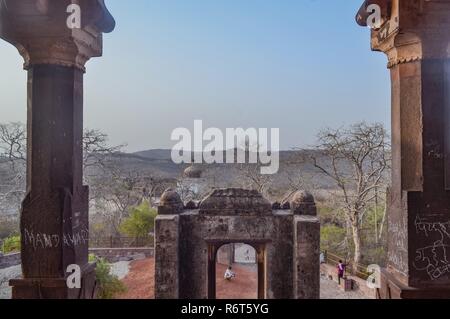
(155, 189, 182, 299)
(0, 0, 114, 299)
(291, 191, 320, 299)
(357, 0, 450, 298)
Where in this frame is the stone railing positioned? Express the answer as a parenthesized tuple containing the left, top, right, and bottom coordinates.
(0, 253, 21, 269)
(89, 248, 154, 263)
(0, 248, 155, 269)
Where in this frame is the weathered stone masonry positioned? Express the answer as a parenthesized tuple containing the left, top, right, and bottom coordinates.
(0, 0, 115, 299)
(155, 188, 320, 299)
(357, 0, 450, 299)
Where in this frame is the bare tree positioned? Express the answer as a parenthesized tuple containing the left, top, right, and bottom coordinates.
(89, 166, 173, 238)
(238, 163, 272, 195)
(1, 122, 125, 173)
(0, 123, 27, 213)
(141, 175, 171, 206)
(0, 122, 126, 216)
(0, 122, 26, 161)
(90, 170, 144, 236)
(285, 167, 319, 194)
(236, 140, 273, 196)
(83, 129, 125, 172)
(309, 122, 390, 270)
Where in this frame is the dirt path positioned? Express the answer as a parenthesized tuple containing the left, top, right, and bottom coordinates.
(117, 257, 368, 299)
(117, 258, 258, 299)
(0, 265, 21, 300)
(320, 275, 369, 299)
(216, 263, 257, 299)
(117, 258, 155, 299)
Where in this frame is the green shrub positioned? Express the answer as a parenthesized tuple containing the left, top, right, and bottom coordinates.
(89, 254, 127, 299)
(1, 235, 21, 254)
(119, 201, 157, 240)
(362, 246, 386, 267)
(321, 224, 347, 256)
(0, 217, 19, 239)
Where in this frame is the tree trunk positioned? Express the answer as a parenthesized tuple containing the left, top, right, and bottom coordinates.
(378, 189, 388, 241)
(351, 221, 362, 273)
(374, 187, 379, 244)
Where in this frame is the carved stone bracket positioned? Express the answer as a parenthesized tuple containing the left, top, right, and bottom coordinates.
(0, 0, 115, 71)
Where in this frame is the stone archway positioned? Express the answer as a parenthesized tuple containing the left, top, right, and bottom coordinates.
(208, 241, 265, 299)
(155, 188, 320, 299)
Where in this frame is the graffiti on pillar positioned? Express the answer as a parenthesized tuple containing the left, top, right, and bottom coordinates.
(376, 2, 398, 43)
(356, 0, 399, 45)
(387, 218, 408, 276)
(23, 227, 89, 251)
(413, 215, 450, 281)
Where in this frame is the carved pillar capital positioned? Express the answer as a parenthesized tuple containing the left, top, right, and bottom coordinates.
(0, 0, 115, 71)
(357, 0, 450, 68)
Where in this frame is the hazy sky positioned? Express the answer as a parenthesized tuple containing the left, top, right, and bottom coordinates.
(0, 0, 390, 152)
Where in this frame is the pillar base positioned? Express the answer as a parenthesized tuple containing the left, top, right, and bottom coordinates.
(379, 268, 450, 299)
(10, 263, 97, 299)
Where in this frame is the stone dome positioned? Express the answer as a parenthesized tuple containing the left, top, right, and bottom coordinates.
(159, 188, 184, 214)
(290, 190, 316, 216)
(183, 165, 202, 178)
(160, 188, 182, 204)
(291, 191, 315, 204)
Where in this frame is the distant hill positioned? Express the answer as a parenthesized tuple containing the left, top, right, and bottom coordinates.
(98, 149, 334, 181)
(132, 149, 323, 163)
(106, 149, 338, 191)
(1, 149, 341, 217)
(133, 149, 173, 161)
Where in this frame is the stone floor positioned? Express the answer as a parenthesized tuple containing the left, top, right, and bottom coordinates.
(0, 259, 371, 299)
(116, 258, 154, 299)
(319, 275, 370, 299)
(117, 258, 370, 299)
(216, 263, 258, 299)
(0, 264, 21, 299)
(110, 260, 131, 280)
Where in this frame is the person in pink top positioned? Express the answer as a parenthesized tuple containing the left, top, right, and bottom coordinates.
(337, 260, 346, 285)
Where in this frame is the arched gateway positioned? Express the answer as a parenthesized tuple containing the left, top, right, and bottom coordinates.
(155, 188, 320, 299)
